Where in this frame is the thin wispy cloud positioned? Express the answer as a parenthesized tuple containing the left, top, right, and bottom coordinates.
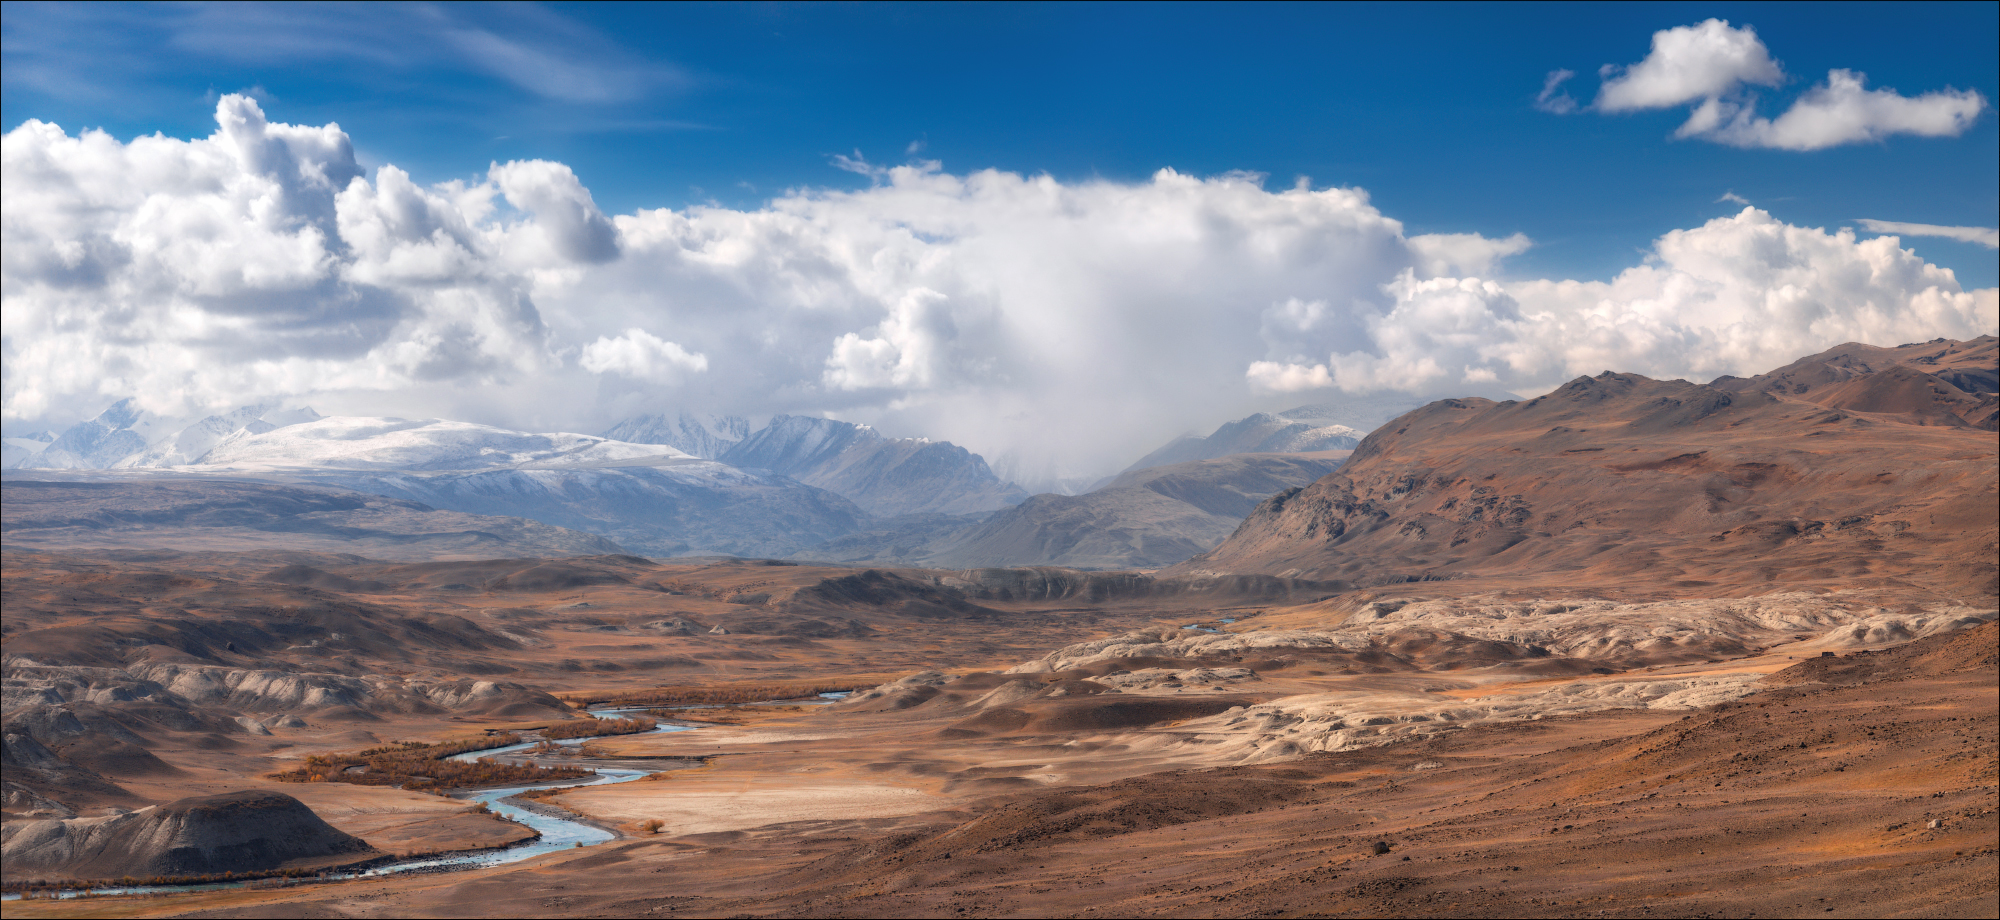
(1, 2, 685, 108)
(1856, 220, 2000, 249)
(1534, 69, 1578, 114)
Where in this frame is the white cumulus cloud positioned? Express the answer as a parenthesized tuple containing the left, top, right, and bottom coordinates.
(1407, 232, 1533, 279)
(5, 99, 1995, 479)
(579, 328, 707, 383)
(1562, 19, 1988, 150)
(1293, 208, 1997, 395)
(1595, 19, 1784, 113)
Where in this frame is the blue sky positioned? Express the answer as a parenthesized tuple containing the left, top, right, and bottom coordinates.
(3, 3, 1996, 476)
(6, 2, 1995, 285)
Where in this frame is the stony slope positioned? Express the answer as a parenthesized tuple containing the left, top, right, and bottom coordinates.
(1180, 338, 1999, 600)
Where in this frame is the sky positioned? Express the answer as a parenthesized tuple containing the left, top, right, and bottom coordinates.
(3, 2, 1996, 482)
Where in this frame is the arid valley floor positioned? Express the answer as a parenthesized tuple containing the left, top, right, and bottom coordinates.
(3, 338, 1996, 919)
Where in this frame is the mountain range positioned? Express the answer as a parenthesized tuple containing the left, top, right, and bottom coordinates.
(18, 336, 1990, 572)
(8, 398, 1372, 567)
(599, 411, 750, 459)
(719, 415, 1028, 517)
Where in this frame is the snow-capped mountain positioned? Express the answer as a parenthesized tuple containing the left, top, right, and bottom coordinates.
(1115, 399, 1419, 476)
(193, 416, 690, 471)
(120, 405, 324, 468)
(601, 411, 750, 459)
(10, 402, 1028, 560)
(0, 430, 56, 470)
(719, 415, 1028, 517)
(18, 400, 325, 470)
(154, 415, 862, 556)
(20, 399, 178, 469)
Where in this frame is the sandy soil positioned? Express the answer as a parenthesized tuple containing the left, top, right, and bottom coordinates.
(568, 760, 944, 838)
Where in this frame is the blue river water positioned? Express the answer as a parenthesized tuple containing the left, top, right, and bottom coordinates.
(5, 693, 849, 901)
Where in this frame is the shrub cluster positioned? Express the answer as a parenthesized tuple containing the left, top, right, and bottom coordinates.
(568, 682, 861, 707)
(540, 716, 656, 740)
(2, 863, 377, 895)
(271, 735, 590, 788)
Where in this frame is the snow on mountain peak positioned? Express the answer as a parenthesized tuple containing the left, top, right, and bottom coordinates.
(192, 416, 692, 471)
(600, 410, 750, 459)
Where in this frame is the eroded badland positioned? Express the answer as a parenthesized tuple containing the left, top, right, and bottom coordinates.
(3, 337, 1997, 918)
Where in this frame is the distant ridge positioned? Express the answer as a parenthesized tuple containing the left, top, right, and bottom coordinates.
(1180, 337, 2000, 600)
(1112, 395, 1425, 482)
(802, 452, 1346, 570)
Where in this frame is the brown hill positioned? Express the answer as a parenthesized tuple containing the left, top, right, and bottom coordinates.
(1711, 334, 1997, 428)
(0, 789, 380, 883)
(1178, 339, 1998, 600)
(897, 453, 1347, 570)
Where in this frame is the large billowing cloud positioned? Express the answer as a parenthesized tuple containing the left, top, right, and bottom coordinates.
(2, 96, 567, 425)
(1256, 209, 1997, 395)
(4, 97, 1994, 479)
(1547, 19, 1989, 150)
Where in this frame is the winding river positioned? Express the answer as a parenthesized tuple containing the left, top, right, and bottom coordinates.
(7, 694, 848, 901)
